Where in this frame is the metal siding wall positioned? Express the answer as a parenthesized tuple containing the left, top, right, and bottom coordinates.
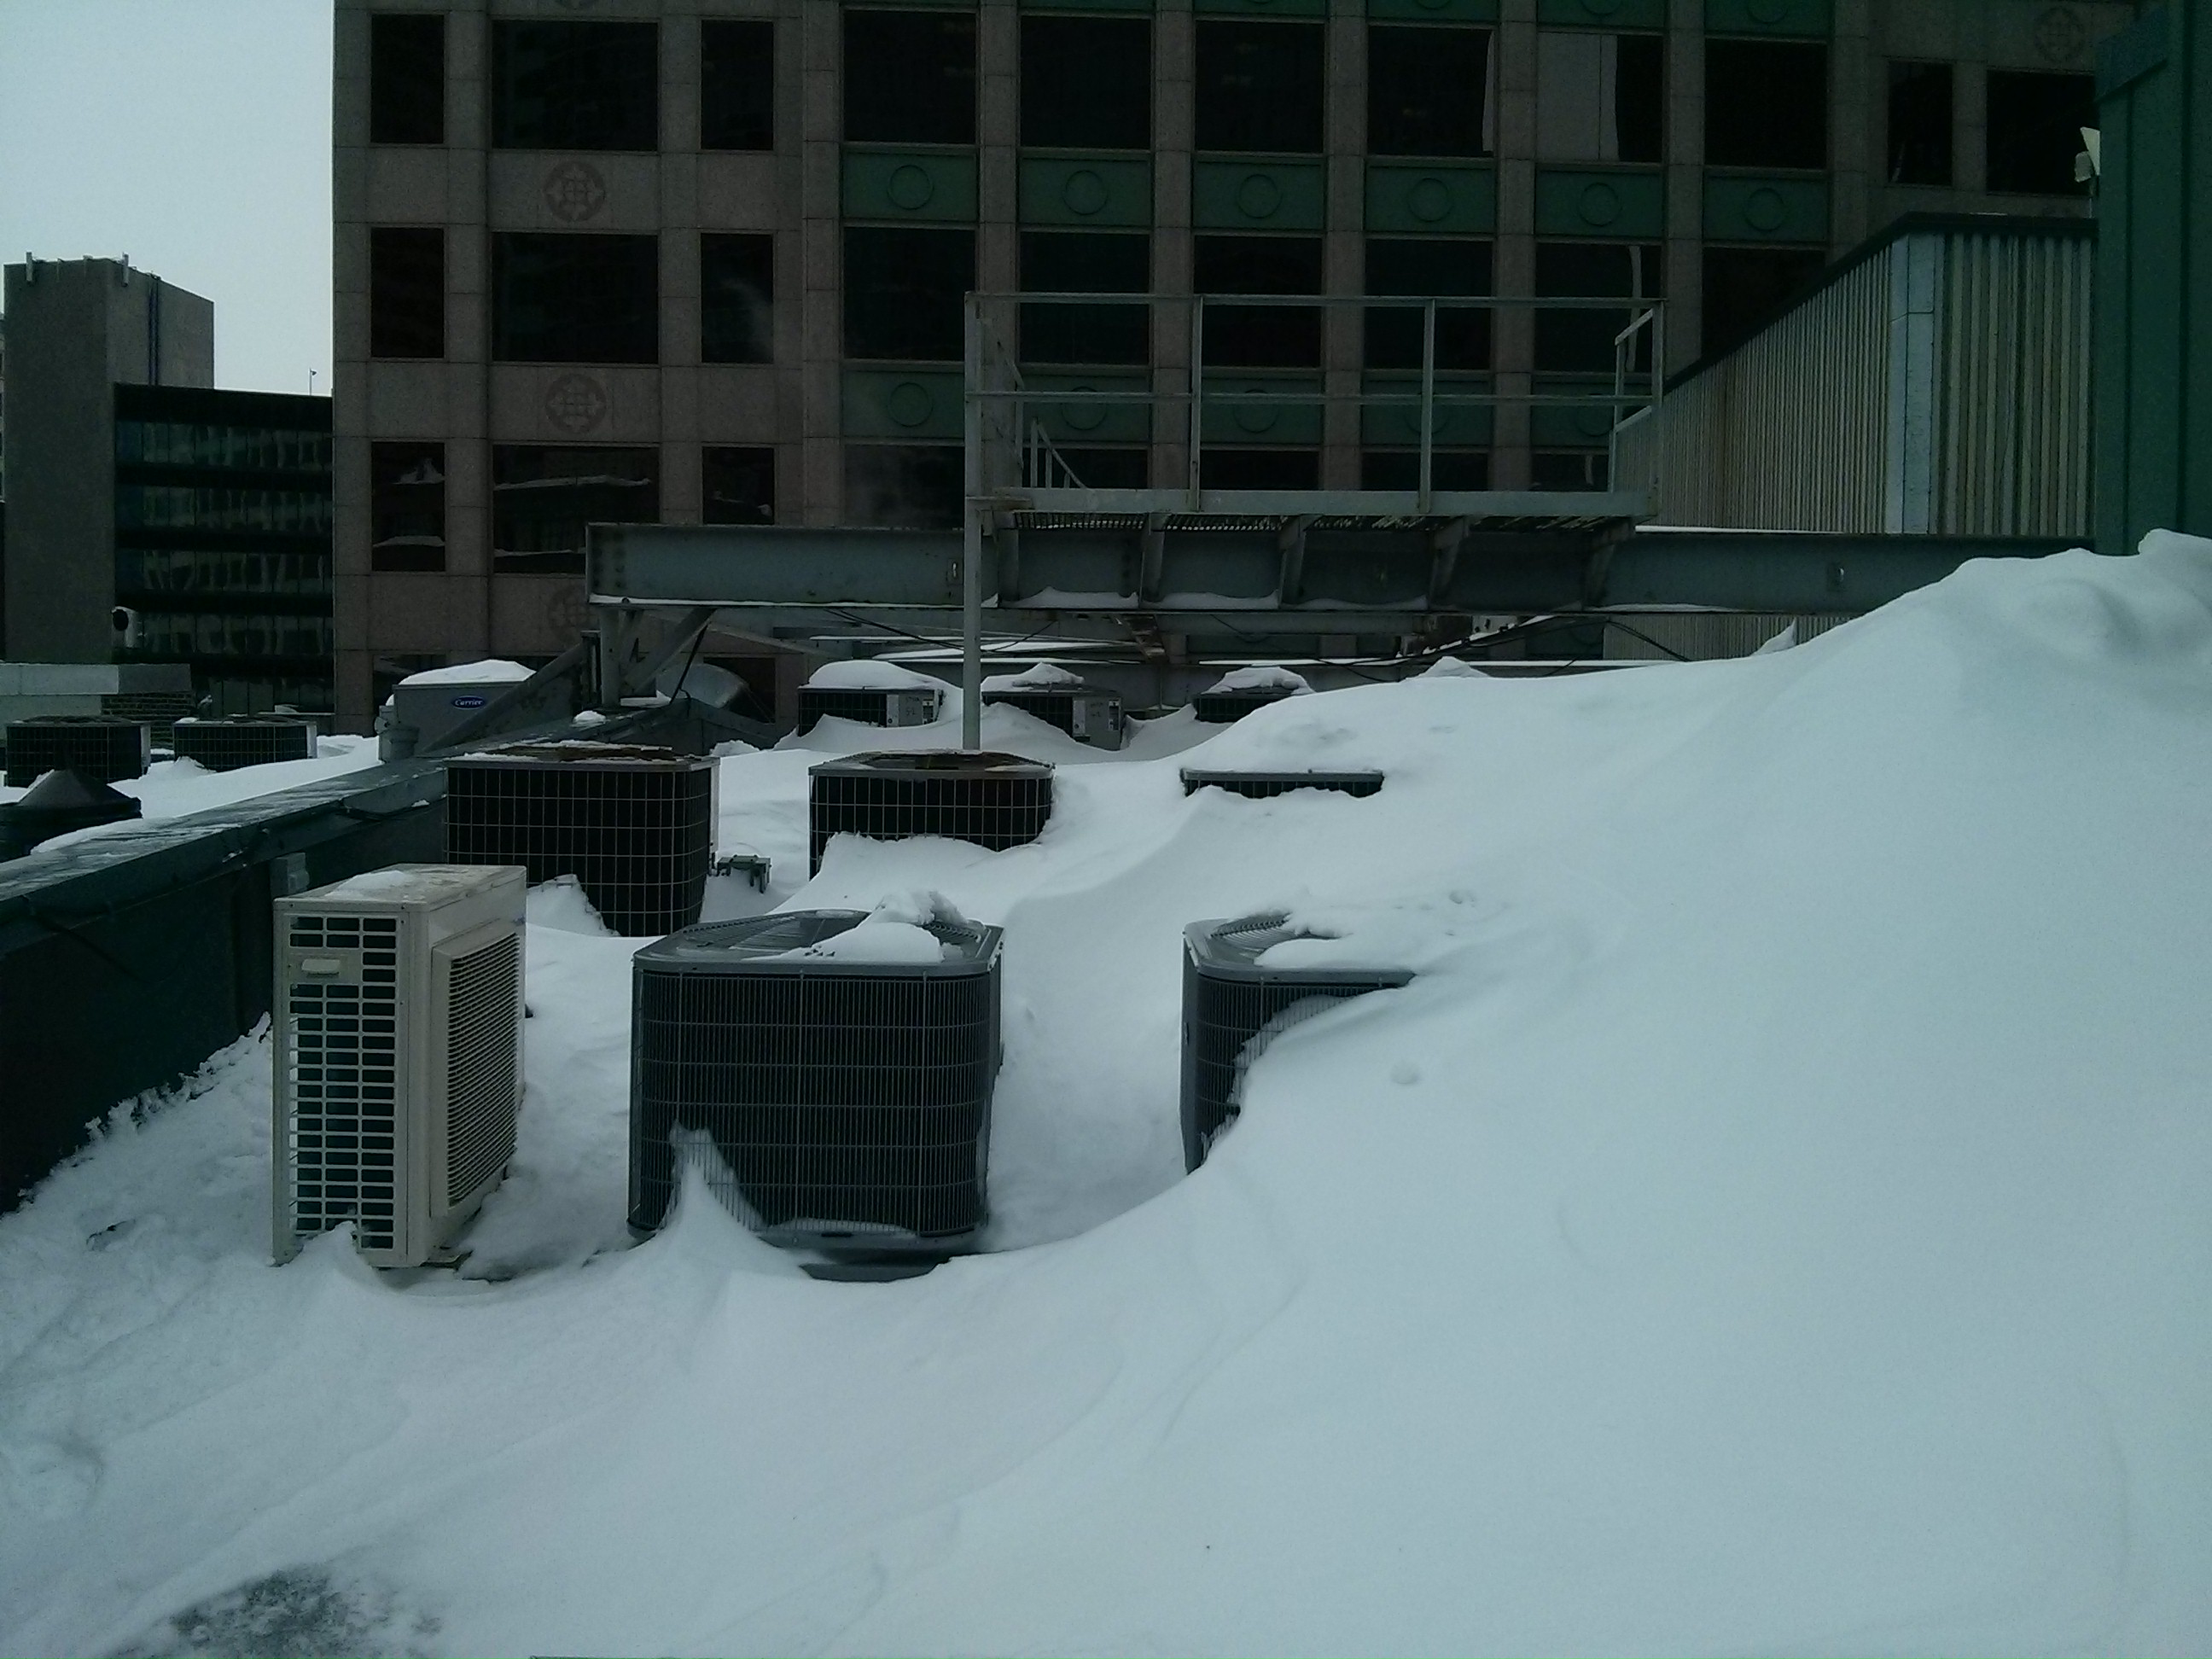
(1604, 612, 1855, 661)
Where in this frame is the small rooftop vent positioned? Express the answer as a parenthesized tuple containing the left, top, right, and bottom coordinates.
(807, 749, 1053, 874)
(1181, 912, 1411, 1172)
(172, 714, 317, 772)
(797, 684, 944, 733)
(0, 769, 143, 859)
(630, 908, 1004, 1251)
(445, 742, 715, 936)
(981, 666, 1124, 750)
(1180, 768, 1384, 800)
(1191, 666, 1312, 724)
(4, 716, 151, 788)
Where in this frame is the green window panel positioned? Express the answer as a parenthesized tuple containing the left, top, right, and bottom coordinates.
(1358, 376, 1498, 446)
(1703, 173, 1829, 242)
(1022, 374, 1155, 445)
(841, 149, 979, 223)
(1365, 0, 1499, 21)
(842, 369, 965, 439)
(1201, 377, 1325, 445)
(1020, 0, 1155, 10)
(1194, 0, 1328, 16)
(1019, 157, 1154, 227)
(1193, 160, 1327, 230)
(1366, 163, 1497, 234)
(1530, 381, 1624, 447)
(1535, 169, 1666, 237)
(1703, 0, 1828, 37)
(1536, 0, 1666, 28)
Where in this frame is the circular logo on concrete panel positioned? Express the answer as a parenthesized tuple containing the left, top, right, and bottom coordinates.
(544, 373, 609, 435)
(544, 160, 608, 223)
(888, 165, 936, 211)
(2034, 5, 2087, 63)
(1063, 387, 1109, 433)
(1408, 177, 1453, 224)
(1743, 187, 1789, 234)
(1236, 173, 1283, 221)
(546, 583, 591, 637)
(1231, 389, 1280, 435)
(1577, 181, 1622, 227)
(1062, 168, 1110, 217)
(886, 381, 935, 428)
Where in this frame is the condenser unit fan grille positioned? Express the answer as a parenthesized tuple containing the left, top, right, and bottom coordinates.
(1180, 769, 1385, 800)
(4, 718, 151, 788)
(808, 752, 1052, 873)
(1192, 687, 1296, 724)
(444, 932, 521, 1205)
(172, 717, 317, 771)
(283, 911, 402, 1253)
(797, 685, 940, 731)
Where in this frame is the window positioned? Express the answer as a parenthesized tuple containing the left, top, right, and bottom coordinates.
(1536, 32, 1662, 163)
(1196, 23, 1324, 154)
(1531, 451, 1609, 491)
(704, 447, 776, 525)
(1534, 241, 1662, 373)
(1986, 71, 2096, 195)
(843, 227, 975, 361)
(370, 442, 445, 573)
(1701, 245, 1825, 359)
(1362, 450, 1488, 490)
(701, 20, 774, 151)
(1705, 40, 1827, 170)
(1369, 26, 1493, 159)
(844, 11, 975, 145)
(1365, 238, 1493, 370)
(1887, 61, 1953, 185)
(1022, 17, 1151, 149)
(1194, 235, 1323, 368)
(1055, 448, 1150, 488)
(492, 446, 658, 573)
(1205, 450, 1319, 490)
(702, 235, 775, 364)
(369, 228, 444, 359)
(492, 21, 659, 151)
(492, 234, 658, 363)
(369, 14, 444, 145)
(846, 445, 962, 528)
(1021, 232, 1150, 366)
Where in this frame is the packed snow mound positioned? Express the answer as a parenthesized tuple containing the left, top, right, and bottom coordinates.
(1203, 663, 1312, 695)
(981, 661, 1083, 691)
(4, 538, 2212, 1654)
(397, 658, 534, 686)
(804, 659, 947, 692)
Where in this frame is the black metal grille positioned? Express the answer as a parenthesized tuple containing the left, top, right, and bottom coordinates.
(172, 716, 317, 772)
(981, 685, 1123, 745)
(1192, 686, 1298, 724)
(808, 750, 1053, 874)
(283, 912, 403, 1254)
(3, 718, 151, 788)
(443, 931, 521, 1206)
(1180, 769, 1385, 800)
(445, 746, 713, 936)
(796, 685, 941, 732)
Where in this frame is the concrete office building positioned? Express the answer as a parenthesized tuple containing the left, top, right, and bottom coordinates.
(332, 0, 2136, 726)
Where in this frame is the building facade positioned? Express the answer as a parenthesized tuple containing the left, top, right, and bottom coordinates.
(332, 0, 2138, 727)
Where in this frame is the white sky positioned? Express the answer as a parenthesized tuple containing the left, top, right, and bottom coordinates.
(0, 0, 333, 395)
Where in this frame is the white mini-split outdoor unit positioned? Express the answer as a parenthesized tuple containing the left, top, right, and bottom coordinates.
(272, 864, 527, 1267)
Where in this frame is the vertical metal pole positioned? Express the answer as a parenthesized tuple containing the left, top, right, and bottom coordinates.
(1418, 300, 1437, 511)
(1187, 297, 1205, 509)
(962, 298, 984, 752)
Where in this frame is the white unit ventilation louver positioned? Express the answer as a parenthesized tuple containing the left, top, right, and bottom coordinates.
(272, 864, 527, 1267)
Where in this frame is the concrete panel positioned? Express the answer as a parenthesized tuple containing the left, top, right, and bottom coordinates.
(699, 154, 784, 227)
(697, 365, 785, 440)
(366, 362, 456, 438)
(367, 148, 452, 223)
(492, 573, 589, 656)
(370, 572, 484, 652)
(489, 364, 667, 442)
(487, 153, 666, 231)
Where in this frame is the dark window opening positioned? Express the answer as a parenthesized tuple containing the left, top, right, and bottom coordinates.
(369, 228, 444, 359)
(702, 234, 775, 364)
(1362, 450, 1490, 491)
(1021, 231, 1150, 365)
(492, 21, 659, 152)
(1705, 40, 1827, 170)
(492, 233, 659, 364)
(704, 446, 776, 525)
(1887, 61, 1953, 185)
(1022, 16, 1151, 149)
(1986, 70, 2096, 195)
(492, 445, 659, 574)
(1534, 241, 1662, 373)
(843, 227, 975, 362)
(1196, 22, 1324, 154)
(844, 11, 975, 145)
(702, 20, 775, 151)
(1369, 26, 1493, 159)
(374, 654, 444, 713)
(1195, 235, 1322, 368)
(1535, 31, 1662, 163)
(370, 441, 445, 573)
(369, 14, 445, 145)
(1530, 450, 1610, 492)
(1701, 244, 1826, 360)
(845, 445, 963, 528)
(1203, 449, 1320, 491)
(1365, 238, 1493, 370)
(1055, 448, 1150, 489)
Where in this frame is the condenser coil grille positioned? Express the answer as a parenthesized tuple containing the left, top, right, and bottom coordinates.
(172, 716, 317, 772)
(4, 717, 152, 788)
(1192, 686, 1299, 724)
(1181, 912, 1411, 1172)
(445, 743, 713, 935)
(282, 911, 403, 1254)
(444, 932, 521, 1205)
(807, 750, 1052, 874)
(630, 911, 1002, 1248)
(1181, 769, 1385, 800)
(982, 684, 1124, 748)
(797, 685, 943, 732)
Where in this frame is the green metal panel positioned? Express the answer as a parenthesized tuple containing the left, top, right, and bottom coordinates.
(1365, 162, 1498, 234)
(1359, 375, 1499, 445)
(1365, 0, 1500, 22)
(1193, 160, 1328, 230)
(1703, 0, 1828, 37)
(2097, 4, 2209, 553)
(1536, 168, 1667, 237)
(1195, 0, 1327, 15)
(843, 369, 965, 439)
(1021, 0, 1153, 10)
(1019, 156, 1153, 226)
(1022, 373, 1155, 445)
(841, 148, 979, 223)
(1531, 379, 1624, 447)
(1703, 173, 1829, 242)
(1202, 376, 1324, 445)
(1536, 0, 1666, 30)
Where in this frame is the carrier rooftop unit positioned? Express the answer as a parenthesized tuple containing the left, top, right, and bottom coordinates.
(172, 714, 317, 772)
(797, 682, 944, 733)
(807, 749, 1053, 874)
(273, 864, 527, 1268)
(981, 671, 1125, 750)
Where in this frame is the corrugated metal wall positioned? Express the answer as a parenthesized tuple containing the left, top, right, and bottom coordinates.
(1603, 612, 1854, 661)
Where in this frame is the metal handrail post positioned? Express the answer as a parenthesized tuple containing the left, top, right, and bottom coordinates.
(1187, 297, 1204, 509)
(1418, 300, 1437, 512)
(962, 297, 983, 751)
